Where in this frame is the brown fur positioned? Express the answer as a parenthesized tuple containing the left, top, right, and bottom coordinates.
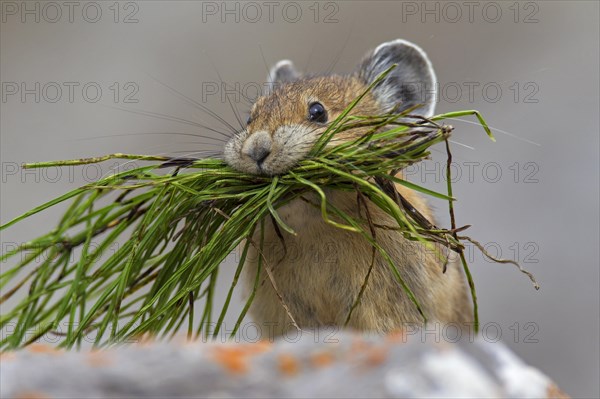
(235, 74, 473, 335)
(249, 75, 382, 142)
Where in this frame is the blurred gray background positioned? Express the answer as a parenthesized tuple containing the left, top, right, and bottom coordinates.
(1, 1, 598, 397)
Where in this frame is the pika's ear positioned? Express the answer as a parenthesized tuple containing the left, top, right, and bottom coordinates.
(355, 39, 437, 117)
(265, 60, 300, 94)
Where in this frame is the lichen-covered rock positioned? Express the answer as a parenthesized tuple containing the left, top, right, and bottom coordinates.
(0, 332, 567, 398)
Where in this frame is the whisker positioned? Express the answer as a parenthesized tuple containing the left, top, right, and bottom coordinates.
(259, 44, 274, 86)
(448, 140, 475, 150)
(447, 117, 541, 146)
(325, 29, 353, 75)
(97, 148, 186, 180)
(169, 150, 223, 156)
(104, 105, 234, 139)
(166, 150, 224, 163)
(147, 74, 240, 135)
(219, 81, 254, 106)
(207, 57, 254, 106)
(69, 132, 228, 143)
(170, 141, 223, 147)
(227, 93, 245, 129)
(159, 150, 223, 170)
(210, 65, 246, 130)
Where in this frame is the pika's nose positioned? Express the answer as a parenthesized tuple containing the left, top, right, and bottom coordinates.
(242, 131, 272, 165)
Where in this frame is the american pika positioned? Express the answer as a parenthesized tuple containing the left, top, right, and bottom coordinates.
(224, 39, 473, 335)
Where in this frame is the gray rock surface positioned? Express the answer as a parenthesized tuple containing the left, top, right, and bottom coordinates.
(1, 332, 567, 398)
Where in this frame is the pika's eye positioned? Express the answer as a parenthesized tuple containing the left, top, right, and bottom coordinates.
(246, 115, 252, 125)
(308, 102, 327, 123)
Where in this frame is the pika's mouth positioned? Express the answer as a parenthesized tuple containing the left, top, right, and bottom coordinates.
(224, 124, 319, 176)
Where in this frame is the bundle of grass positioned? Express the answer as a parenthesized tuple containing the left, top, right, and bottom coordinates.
(0, 70, 538, 350)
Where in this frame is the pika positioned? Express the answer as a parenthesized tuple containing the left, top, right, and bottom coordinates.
(224, 39, 473, 335)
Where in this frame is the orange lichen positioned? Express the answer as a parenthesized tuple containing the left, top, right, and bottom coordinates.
(0, 352, 17, 362)
(240, 340, 273, 355)
(14, 391, 50, 399)
(277, 353, 300, 376)
(546, 383, 570, 399)
(133, 332, 156, 347)
(26, 344, 62, 355)
(386, 329, 409, 344)
(86, 350, 113, 367)
(211, 342, 271, 375)
(350, 337, 371, 353)
(309, 351, 335, 368)
(363, 346, 388, 367)
(212, 347, 249, 374)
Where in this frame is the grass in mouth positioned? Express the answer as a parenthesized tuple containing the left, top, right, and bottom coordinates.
(0, 68, 539, 349)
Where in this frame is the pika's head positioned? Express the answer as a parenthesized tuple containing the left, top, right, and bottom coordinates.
(224, 39, 437, 175)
